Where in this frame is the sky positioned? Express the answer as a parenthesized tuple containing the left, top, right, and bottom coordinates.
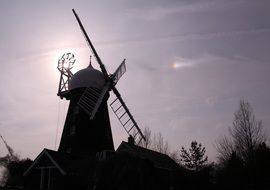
(0, 0, 270, 162)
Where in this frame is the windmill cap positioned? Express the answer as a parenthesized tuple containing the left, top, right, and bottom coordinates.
(69, 64, 105, 90)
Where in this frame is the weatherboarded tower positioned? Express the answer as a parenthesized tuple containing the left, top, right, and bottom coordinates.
(57, 62, 114, 157)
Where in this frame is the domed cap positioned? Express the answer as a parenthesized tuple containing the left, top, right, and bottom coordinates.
(69, 64, 105, 90)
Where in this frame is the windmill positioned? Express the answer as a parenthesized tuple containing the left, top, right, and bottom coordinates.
(56, 9, 145, 157)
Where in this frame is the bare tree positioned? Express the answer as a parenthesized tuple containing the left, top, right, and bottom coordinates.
(215, 136, 234, 164)
(169, 150, 180, 164)
(138, 127, 176, 158)
(216, 100, 266, 164)
(231, 100, 265, 162)
(137, 127, 152, 149)
(152, 132, 169, 154)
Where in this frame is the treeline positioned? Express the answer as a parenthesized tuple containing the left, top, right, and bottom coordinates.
(1, 99, 270, 189)
(138, 99, 270, 189)
(214, 100, 270, 189)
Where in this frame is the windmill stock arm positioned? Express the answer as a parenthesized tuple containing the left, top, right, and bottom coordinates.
(112, 87, 146, 142)
(72, 9, 109, 79)
(72, 9, 145, 143)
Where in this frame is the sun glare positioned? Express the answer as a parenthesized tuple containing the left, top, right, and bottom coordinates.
(171, 58, 193, 70)
(172, 62, 180, 69)
(171, 60, 192, 70)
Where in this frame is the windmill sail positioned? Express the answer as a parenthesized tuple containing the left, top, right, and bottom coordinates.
(72, 9, 145, 143)
(110, 87, 145, 143)
(113, 59, 126, 84)
(72, 9, 109, 79)
(78, 83, 110, 119)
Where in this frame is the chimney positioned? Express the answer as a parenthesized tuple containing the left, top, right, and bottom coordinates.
(128, 135, 134, 145)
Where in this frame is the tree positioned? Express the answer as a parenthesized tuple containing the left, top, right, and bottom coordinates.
(180, 141, 208, 171)
(137, 127, 152, 149)
(231, 100, 265, 163)
(138, 128, 172, 156)
(215, 136, 234, 164)
(169, 150, 180, 164)
(216, 100, 266, 164)
(152, 132, 169, 154)
(3, 158, 32, 188)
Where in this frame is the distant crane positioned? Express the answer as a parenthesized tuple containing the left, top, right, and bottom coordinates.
(0, 135, 18, 162)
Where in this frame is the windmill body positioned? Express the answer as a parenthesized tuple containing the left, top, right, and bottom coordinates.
(23, 10, 179, 190)
(58, 64, 114, 157)
(56, 9, 145, 157)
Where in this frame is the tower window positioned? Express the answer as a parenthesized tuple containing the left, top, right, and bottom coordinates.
(71, 116, 77, 123)
(70, 125, 76, 136)
(73, 106, 80, 115)
(66, 147, 72, 154)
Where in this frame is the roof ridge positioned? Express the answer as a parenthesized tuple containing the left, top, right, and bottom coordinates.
(122, 141, 171, 158)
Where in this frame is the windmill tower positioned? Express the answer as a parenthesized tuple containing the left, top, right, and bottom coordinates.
(23, 10, 178, 190)
(56, 10, 145, 158)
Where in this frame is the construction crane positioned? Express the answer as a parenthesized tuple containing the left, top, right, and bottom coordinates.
(0, 135, 18, 162)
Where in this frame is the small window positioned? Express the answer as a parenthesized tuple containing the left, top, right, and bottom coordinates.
(66, 147, 72, 154)
(73, 106, 80, 115)
(70, 125, 76, 136)
(71, 116, 77, 123)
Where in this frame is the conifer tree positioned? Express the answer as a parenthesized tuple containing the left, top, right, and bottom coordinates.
(180, 141, 208, 171)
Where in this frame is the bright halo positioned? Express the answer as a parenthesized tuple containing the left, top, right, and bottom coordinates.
(171, 61, 192, 70)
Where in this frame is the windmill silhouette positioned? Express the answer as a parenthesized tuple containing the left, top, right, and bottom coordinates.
(23, 10, 178, 190)
(56, 9, 145, 157)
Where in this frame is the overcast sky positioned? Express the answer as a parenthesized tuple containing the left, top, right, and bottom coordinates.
(0, 0, 270, 161)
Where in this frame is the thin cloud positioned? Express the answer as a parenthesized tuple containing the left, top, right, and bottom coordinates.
(88, 27, 270, 50)
(123, 0, 241, 21)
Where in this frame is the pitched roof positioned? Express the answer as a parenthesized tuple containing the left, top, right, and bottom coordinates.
(116, 141, 179, 170)
(24, 149, 97, 177)
(24, 149, 68, 176)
